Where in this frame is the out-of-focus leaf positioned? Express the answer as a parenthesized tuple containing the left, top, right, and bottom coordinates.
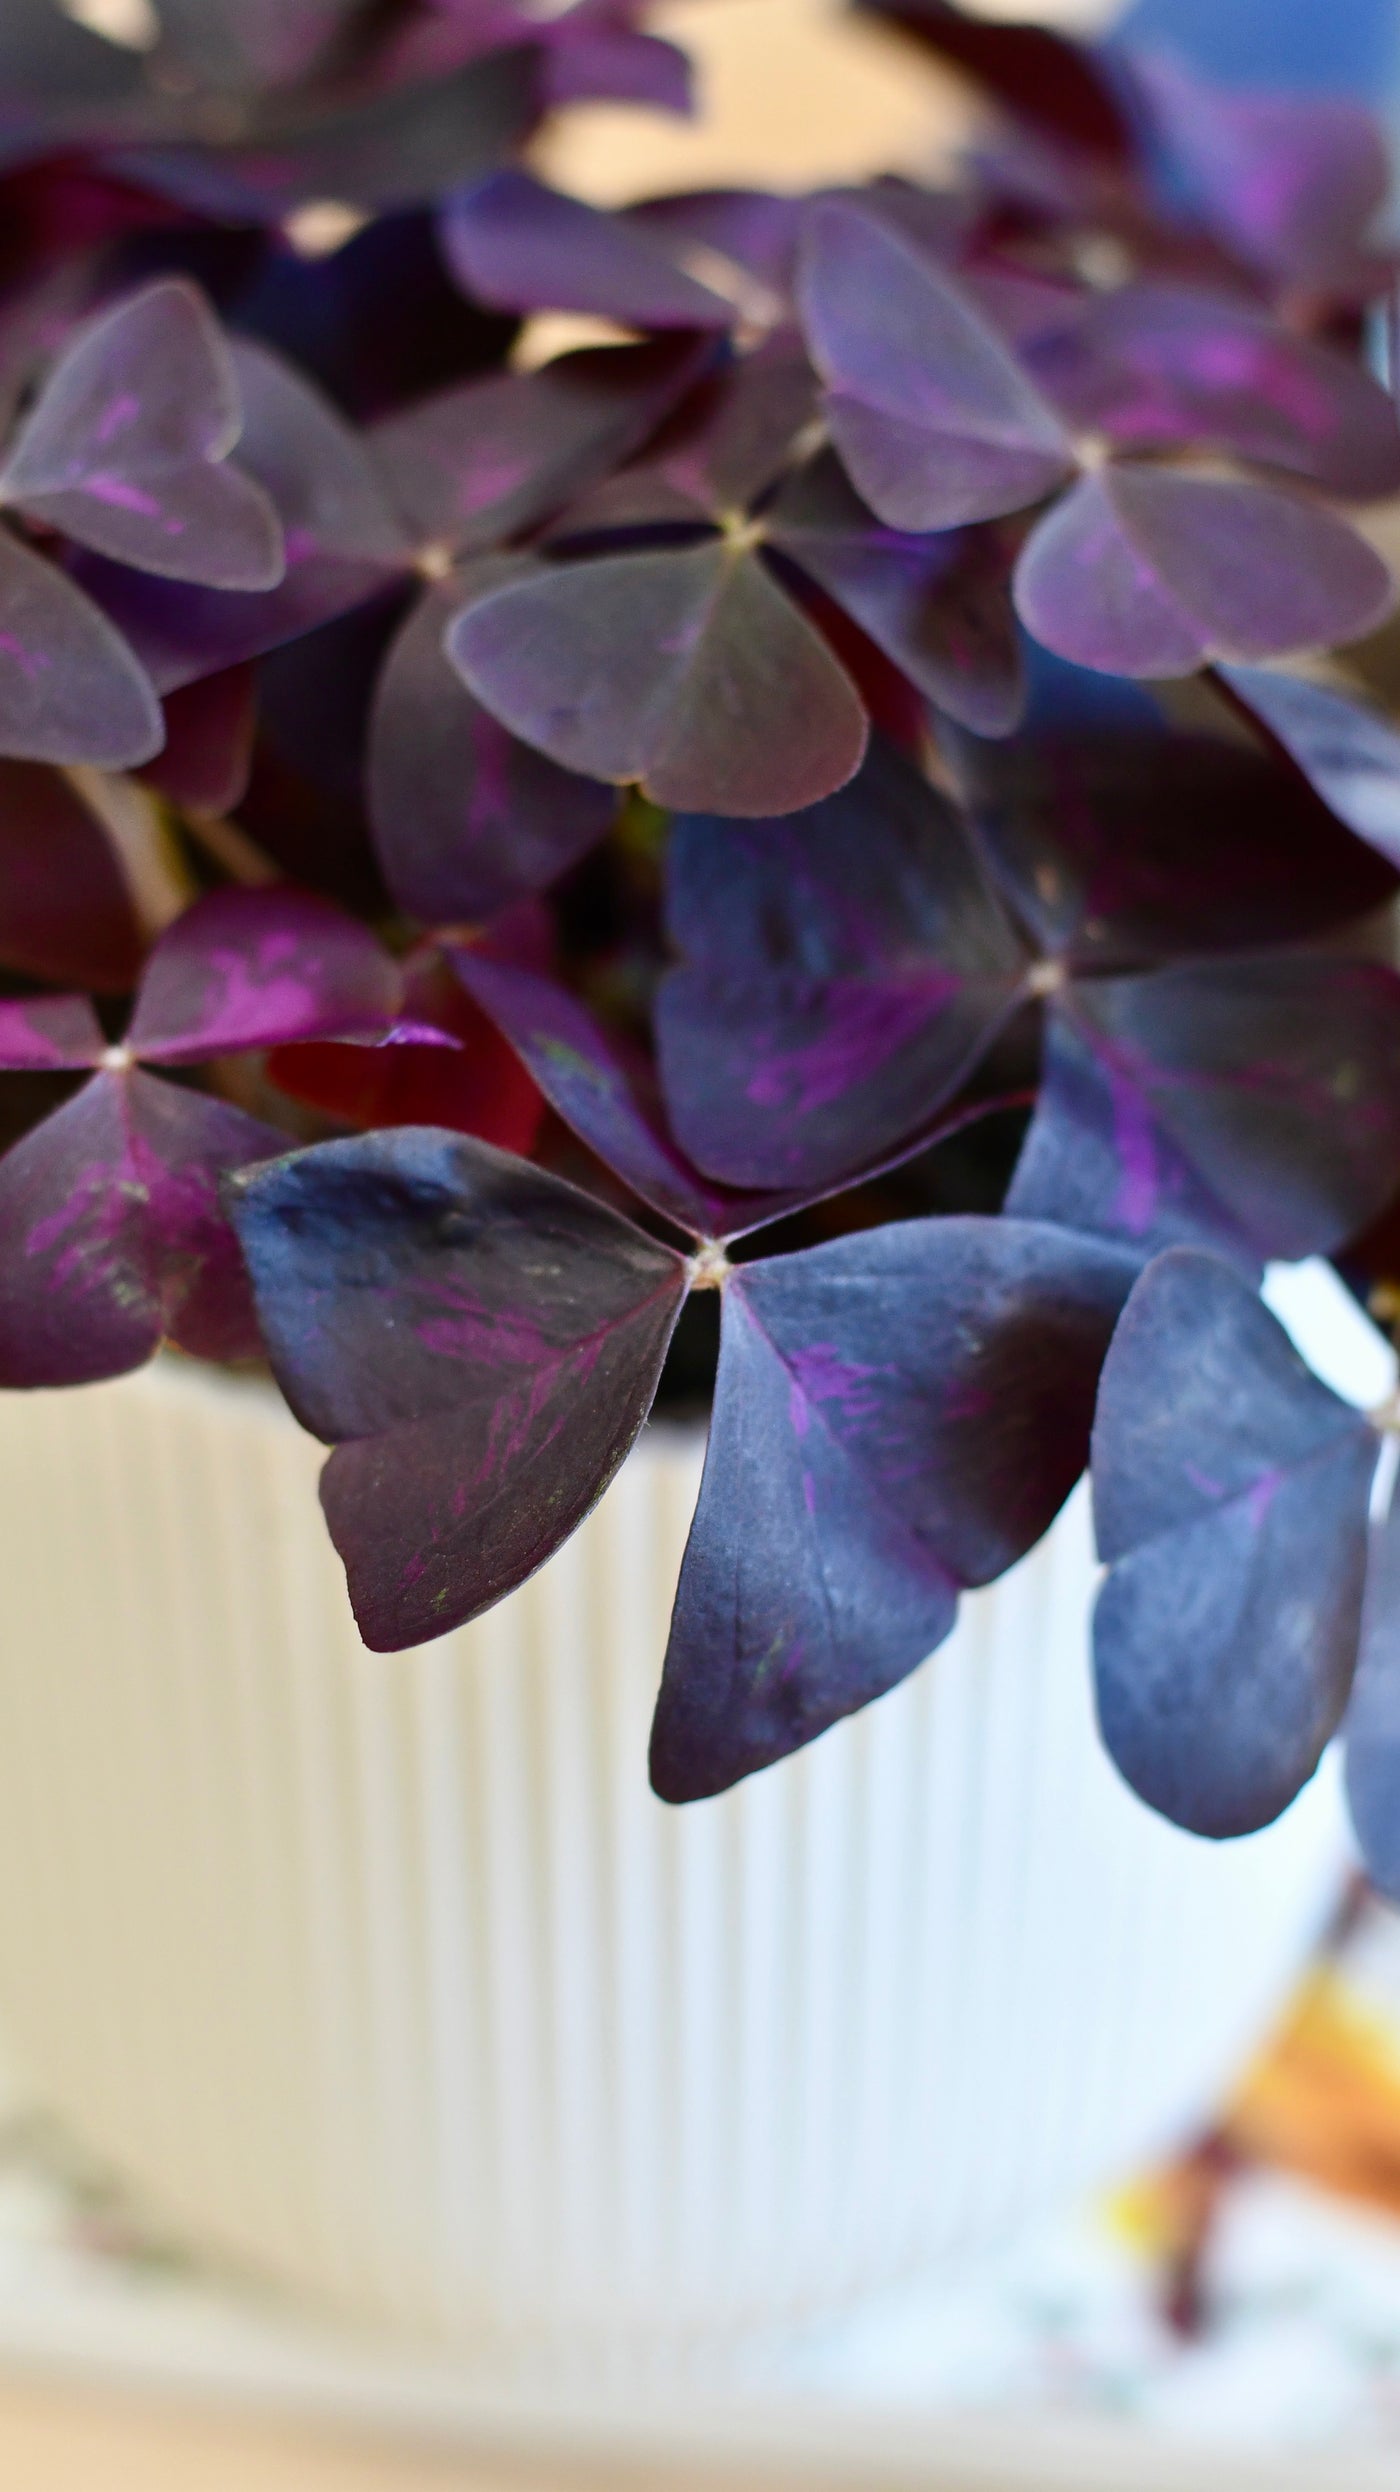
(1135, 54, 1394, 294)
(650, 1216, 1137, 1800)
(1014, 466, 1393, 676)
(1345, 1490, 1400, 1905)
(368, 584, 614, 922)
(140, 664, 256, 813)
(447, 538, 868, 814)
(1008, 958, 1400, 1265)
(127, 884, 399, 1063)
(370, 334, 710, 553)
(798, 198, 1076, 533)
(113, 49, 537, 222)
(0, 759, 144, 990)
(656, 738, 1027, 1190)
(0, 528, 162, 767)
(1093, 1248, 1378, 1835)
(440, 168, 736, 328)
(851, 0, 1136, 164)
(767, 450, 1024, 735)
(1216, 666, 1400, 872)
(0, 1066, 280, 1385)
(1025, 282, 1400, 502)
(0, 280, 284, 590)
(448, 948, 802, 1239)
(78, 337, 410, 693)
(227, 1129, 691, 1648)
(0, 991, 104, 1070)
(943, 650, 1399, 966)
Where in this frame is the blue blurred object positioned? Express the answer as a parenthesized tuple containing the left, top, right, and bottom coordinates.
(1111, 0, 1400, 100)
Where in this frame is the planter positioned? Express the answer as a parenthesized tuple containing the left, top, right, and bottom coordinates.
(0, 1347, 1346, 2363)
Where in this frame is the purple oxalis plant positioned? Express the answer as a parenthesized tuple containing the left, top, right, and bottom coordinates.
(5, 0, 1400, 1900)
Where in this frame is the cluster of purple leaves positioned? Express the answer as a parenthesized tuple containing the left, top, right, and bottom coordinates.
(8, 0, 1400, 1877)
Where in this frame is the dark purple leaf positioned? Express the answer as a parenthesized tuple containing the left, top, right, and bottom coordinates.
(641, 340, 818, 520)
(1024, 282, 1400, 503)
(656, 738, 1026, 1191)
(368, 583, 614, 923)
(0, 1067, 280, 1386)
(541, 27, 692, 114)
(140, 664, 256, 814)
(1137, 55, 1393, 294)
(77, 338, 411, 695)
(0, 760, 144, 990)
(1, 281, 283, 590)
(1092, 1248, 1378, 1836)
(446, 538, 868, 814)
(1009, 958, 1400, 1266)
(227, 1128, 690, 1650)
(650, 1216, 1137, 1801)
(1216, 666, 1400, 873)
(0, 528, 162, 767)
(447, 949, 802, 1239)
(942, 649, 1400, 967)
(369, 334, 711, 554)
(0, 992, 104, 1070)
(625, 189, 805, 311)
(1014, 466, 1393, 677)
(852, 0, 1135, 164)
(440, 169, 736, 329)
(797, 198, 1076, 532)
(766, 449, 1024, 735)
(127, 885, 400, 1064)
(113, 50, 536, 223)
(1344, 1490, 1400, 1905)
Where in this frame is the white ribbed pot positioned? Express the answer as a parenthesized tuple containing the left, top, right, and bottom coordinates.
(0, 1350, 1346, 2362)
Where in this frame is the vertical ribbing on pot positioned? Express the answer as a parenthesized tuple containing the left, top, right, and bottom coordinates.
(0, 1358, 1345, 2362)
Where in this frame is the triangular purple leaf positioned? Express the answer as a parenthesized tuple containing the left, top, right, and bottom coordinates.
(369, 335, 712, 556)
(797, 197, 1076, 532)
(446, 538, 869, 815)
(1, 281, 284, 590)
(76, 339, 411, 695)
(1009, 959, 1400, 1266)
(1216, 666, 1400, 874)
(440, 169, 736, 329)
(447, 949, 804, 1239)
(0, 760, 144, 991)
(227, 1128, 691, 1650)
(0, 992, 104, 1071)
(656, 738, 1027, 1191)
(369, 583, 615, 922)
(1014, 465, 1393, 677)
(0, 527, 162, 767)
(1024, 282, 1400, 503)
(1092, 1248, 1379, 1836)
(127, 885, 401, 1064)
(766, 450, 1024, 736)
(650, 1216, 1137, 1800)
(942, 650, 1400, 968)
(0, 1067, 281, 1385)
(1344, 1489, 1400, 1906)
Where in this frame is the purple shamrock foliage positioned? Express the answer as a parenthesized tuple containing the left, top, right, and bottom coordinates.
(655, 737, 1029, 1191)
(798, 198, 1396, 678)
(447, 343, 1025, 813)
(0, 887, 400, 1388)
(1, 4, 1400, 1862)
(0, 281, 287, 768)
(228, 1130, 693, 1650)
(1092, 1249, 1381, 1838)
(651, 1218, 1138, 1800)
